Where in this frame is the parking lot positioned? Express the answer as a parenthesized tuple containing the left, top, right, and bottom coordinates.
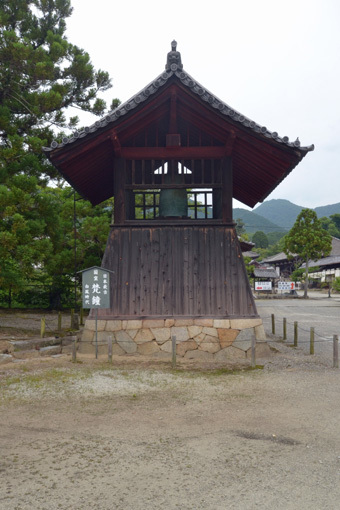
(257, 290, 340, 361)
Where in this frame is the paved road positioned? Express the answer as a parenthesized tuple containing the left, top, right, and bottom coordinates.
(256, 291, 340, 362)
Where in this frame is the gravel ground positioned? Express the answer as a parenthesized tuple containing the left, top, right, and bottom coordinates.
(1, 343, 340, 510)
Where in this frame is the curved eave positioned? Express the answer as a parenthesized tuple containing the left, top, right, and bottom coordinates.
(43, 67, 314, 155)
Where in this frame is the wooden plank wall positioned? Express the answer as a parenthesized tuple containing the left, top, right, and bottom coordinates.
(98, 225, 258, 319)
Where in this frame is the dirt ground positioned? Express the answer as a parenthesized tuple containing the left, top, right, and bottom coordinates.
(1, 335, 340, 510)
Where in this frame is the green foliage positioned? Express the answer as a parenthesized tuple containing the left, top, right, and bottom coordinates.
(0, 1, 118, 308)
(266, 231, 286, 246)
(235, 217, 246, 236)
(284, 209, 332, 297)
(252, 230, 269, 249)
(284, 209, 332, 262)
(332, 277, 340, 293)
(319, 216, 340, 238)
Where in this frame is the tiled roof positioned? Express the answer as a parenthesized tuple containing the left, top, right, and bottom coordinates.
(43, 42, 314, 155)
(43, 42, 314, 207)
(253, 267, 278, 278)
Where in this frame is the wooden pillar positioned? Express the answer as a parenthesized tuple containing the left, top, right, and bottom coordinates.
(114, 158, 125, 224)
(222, 156, 233, 223)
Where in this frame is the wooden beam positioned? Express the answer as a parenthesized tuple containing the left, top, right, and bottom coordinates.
(120, 146, 227, 159)
(110, 131, 122, 158)
(113, 158, 125, 224)
(222, 157, 233, 223)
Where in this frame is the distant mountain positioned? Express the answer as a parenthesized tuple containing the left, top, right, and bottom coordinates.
(314, 203, 340, 218)
(253, 199, 303, 230)
(233, 199, 340, 235)
(233, 208, 284, 234)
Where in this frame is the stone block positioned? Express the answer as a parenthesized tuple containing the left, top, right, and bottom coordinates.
(253, 341, 272, 358)
(176, 340, 198, 357)
(122, 320, 143, 330)
(112, 343, 125, 356)
(0, 340, 13, 354)
(214, 347, 247, 362)
(215, 346, 246, 360)
(193, 319, 213, 327)
(184, 350, 214, 361)
(164, 319, 175, 327)
(202, 327, 218, 337)
(94, 331, 110, 345)
(77, 340, 94, 354)
(0, 353, 13, 364)
(142, 319, 165, 329)
(171, 327, 189, 342)
(105, 320, 122, 332)
(174, 319, 194, 327)
(230, 318, 263, 330)
(233, 328, 256, 352)
(127, 329, 138, 339)
(160, 340, 172, 353)
(11, 350, 39, 359)
(137, 341, 160, 355)
(39, 345, 62, 356)
(218, 328, 238, 348)
(193, 332, 206, 344)
(81, 329, 94, 343)
(115, 330, 137, 354)
(213, 319, 231, 329)
(200, 335, 220, 354)
(188, 326, 202, 338)
(255, 324, 267, 341)
(151, 328, 171, 344)
(134, 329, 155, 344)
(85, 319, 106, 332)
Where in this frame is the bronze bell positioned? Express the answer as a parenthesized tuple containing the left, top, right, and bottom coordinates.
(159, 165, 187, 218)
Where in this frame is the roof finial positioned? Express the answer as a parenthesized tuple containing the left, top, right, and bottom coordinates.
(166, 40, 183, 71)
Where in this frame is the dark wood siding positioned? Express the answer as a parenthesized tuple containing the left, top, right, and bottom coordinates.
(96, 225, 258, 319)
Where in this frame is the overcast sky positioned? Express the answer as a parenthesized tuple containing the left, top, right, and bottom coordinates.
(66, 0, 340, 211)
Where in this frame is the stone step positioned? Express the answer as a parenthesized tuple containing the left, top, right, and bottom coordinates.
(9, 336, 62, 352)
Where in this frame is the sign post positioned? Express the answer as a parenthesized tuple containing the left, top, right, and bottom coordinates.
(79, 266, 113, 359)
(278, 281, 295, 293)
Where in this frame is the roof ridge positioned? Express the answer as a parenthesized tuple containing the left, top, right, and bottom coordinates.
(43, 42, 314, 154)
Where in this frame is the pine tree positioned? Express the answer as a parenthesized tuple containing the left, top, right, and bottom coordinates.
(0, 1, 117, 305)
(284, 209, 332, 298)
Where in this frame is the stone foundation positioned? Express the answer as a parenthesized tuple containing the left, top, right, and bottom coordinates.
(79, 318, 268, 360)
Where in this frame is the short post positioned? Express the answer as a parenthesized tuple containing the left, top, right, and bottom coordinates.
(72, 337, 77, 363)
(333, 335, 339, 368)
(172, 335, 177, 368)
(271, 314, 275, 335)
(108, 335, 113, 364)
(294, 321, 298, 347)
(58, 311, 62, 332)
(40, 317, 46, 338)
(251, 334, 256, 368)
(283, 318, 287, 340)
(70, 309, 74, 329)
(310, 327, 315, 355)
(71, 313, 79, 330)
(80, 307, 84, 326)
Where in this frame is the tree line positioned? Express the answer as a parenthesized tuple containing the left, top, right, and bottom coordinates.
(0, 1, 118, 308)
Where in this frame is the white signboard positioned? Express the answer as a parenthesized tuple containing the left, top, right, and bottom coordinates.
(278, 281, 295, 291)
(255, 281, 272, 291)
(81, 267, 111, 309)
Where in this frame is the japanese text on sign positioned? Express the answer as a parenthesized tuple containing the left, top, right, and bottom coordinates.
(278, 281, 295, 291)
(82, 267, 111, 309)
(255, 281, 272, 291)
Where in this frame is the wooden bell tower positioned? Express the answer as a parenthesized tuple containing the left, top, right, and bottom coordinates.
(44, 42, 313, 359)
